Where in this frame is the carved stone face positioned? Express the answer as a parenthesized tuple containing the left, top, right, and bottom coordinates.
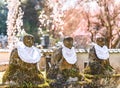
(63, 37, 73, 49)
(96, 37, 105, 47)
(23, 35, 34, 47)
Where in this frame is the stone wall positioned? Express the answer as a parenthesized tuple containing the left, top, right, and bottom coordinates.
(109, 53, 120, 72)
(40, 49, 120, 73)
(0, 49, 10, 65)
(76, 51, 120, 73)
(0, 49, 120, 72)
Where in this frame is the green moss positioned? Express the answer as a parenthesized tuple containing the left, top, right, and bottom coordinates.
(38, 82, 50, 88)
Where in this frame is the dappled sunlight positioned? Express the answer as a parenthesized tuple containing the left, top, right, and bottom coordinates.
(0, 72, 5, 84)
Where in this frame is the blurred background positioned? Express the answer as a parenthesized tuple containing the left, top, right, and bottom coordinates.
(0, 0, 120, 49)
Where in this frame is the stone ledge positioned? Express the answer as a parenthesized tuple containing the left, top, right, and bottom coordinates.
(1, 49, 120, 53)
(0, 49, 10, 53)
(41, 49, 120, 53)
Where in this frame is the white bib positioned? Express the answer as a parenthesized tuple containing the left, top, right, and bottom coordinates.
(62, 45, 77, 64)
(94, 44, 109, 60)
(17, 42, 41, 63)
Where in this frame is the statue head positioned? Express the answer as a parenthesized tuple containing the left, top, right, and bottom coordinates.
(23, 34, 34, 47)
(96, 33, 106, 47)
(63, 36, 73, 49)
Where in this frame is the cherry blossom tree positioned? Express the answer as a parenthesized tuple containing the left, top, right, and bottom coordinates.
(96, 0, 120, 48)
(6, 0, 23, 50)
(6, 0, 120, 49)
(46, 0, 120, 48)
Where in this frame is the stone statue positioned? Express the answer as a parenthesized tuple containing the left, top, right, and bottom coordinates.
(2, 34, 45, 87)
(47, 36, 80, 88)
(84, 33, 114, 88)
